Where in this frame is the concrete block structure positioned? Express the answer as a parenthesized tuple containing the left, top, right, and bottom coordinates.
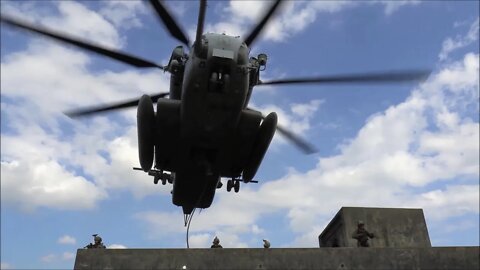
(74, 247, 479, 270)
(319, 207, 431, 248)
(74, 207, 479, 269)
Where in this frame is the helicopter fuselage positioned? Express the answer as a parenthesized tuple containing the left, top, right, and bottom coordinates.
(181, 33, 251, 146)
(138, 33, 277, 214)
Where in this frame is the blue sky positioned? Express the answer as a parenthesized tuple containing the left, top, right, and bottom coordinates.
(1, 1, 479, 269)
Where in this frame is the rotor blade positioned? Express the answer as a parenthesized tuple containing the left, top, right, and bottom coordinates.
(251, 108, 317, 154)
(243, 0, 283, 47)
(0, 15, 164, 69)
(149, 0, 190, 47)
(65, 93, 169, 118)
(258, 70, 431, 86)
(194, 0, 207, 55)
(275, 124, 318, 154)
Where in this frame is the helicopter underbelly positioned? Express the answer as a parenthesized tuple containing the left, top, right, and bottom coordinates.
(164, 109, 264, 215)
(171, 165, 219, 214)
(153, 98, 262, 178)
(156, 108, 274, 214)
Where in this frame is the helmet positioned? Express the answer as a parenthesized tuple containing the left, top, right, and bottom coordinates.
(94, 235, 102, 242)
(213, 236, 219, 244)
(358, 220, 364, 225)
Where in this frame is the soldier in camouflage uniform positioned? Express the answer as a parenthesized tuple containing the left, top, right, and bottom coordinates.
(352, 221, 374, 247)
(85, 234, 106, 249)
(210, 236, 223, 248)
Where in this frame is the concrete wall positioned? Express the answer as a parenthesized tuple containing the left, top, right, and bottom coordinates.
(320, 207, 431, 247)
(74, 247, 479, 270)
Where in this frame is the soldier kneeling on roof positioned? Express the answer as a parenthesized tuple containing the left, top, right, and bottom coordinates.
(210, 236, 223, 248)
(84, 234, 106, 249)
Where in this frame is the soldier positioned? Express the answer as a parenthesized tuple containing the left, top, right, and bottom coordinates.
(263, 239, 270, 248)
(210, 236, 223, 248)
(352, 221, 374, 247)
(85, 234, 106, 249)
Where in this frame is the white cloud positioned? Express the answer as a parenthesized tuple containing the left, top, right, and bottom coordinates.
(100, 1, 147, 30)
(291, 224, 326, 247)
(40, 252, 74, 263)
(411, 185, 479, 220)
(62, 252, 75, 261)
(40, 254, 57, 263)
(203, 1, 417, 44)
(135, 211, 186, 235)
(215, 232, 249, 248)
(1, 1, 171, 211)
(226, 1, 271, 21)
(1, 158, 107, 211)
(440, 219, 478, 234)
(1, 2, 53, 23)
(46, 2, 124, 48)
(136, 51, 479, 247)
(205, 1, 350, 43)
(439, 17, 479, 61)
(261, 1, 352, 42)
(1, 262, 13, 269)
(251, 224, 265, 235)
(291, 100, 324, 118)
(107, 244, 127, 249)
(252, 99, 323, 148)
(189, 233, 212, 248)
(58, 235, 77, 245)
(3, 1, 124, 48)
(163, 1, 191, 18)
(375, 0, 421, 15)
(1, 42, 167, 114)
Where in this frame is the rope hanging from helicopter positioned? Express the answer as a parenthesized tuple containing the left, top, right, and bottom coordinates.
(184, 174, 210, 249)
(184, 208, 196, 249)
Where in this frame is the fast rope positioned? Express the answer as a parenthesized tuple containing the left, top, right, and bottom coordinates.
(184, 163, 211, 249)
(185, 208, 196, 249)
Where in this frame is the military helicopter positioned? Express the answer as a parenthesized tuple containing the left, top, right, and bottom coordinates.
(1, 0, 429, 215)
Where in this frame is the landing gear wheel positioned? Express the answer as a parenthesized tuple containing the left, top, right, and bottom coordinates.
(226, 180, 233, 192)
(234, 180, 240, 193)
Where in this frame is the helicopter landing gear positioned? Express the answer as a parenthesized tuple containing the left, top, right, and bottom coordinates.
(153, 171, 166, 185)
(234, 180, 240, 192)
(133, 168, 173, 185)
(226, 180, 232, 192)
(150, 169, 173, 185)
(226, 179, 240, 193)
(133, 167, 173, 185)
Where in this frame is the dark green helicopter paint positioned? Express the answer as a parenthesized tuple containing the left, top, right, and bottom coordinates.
(0, 0, 430, 215)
